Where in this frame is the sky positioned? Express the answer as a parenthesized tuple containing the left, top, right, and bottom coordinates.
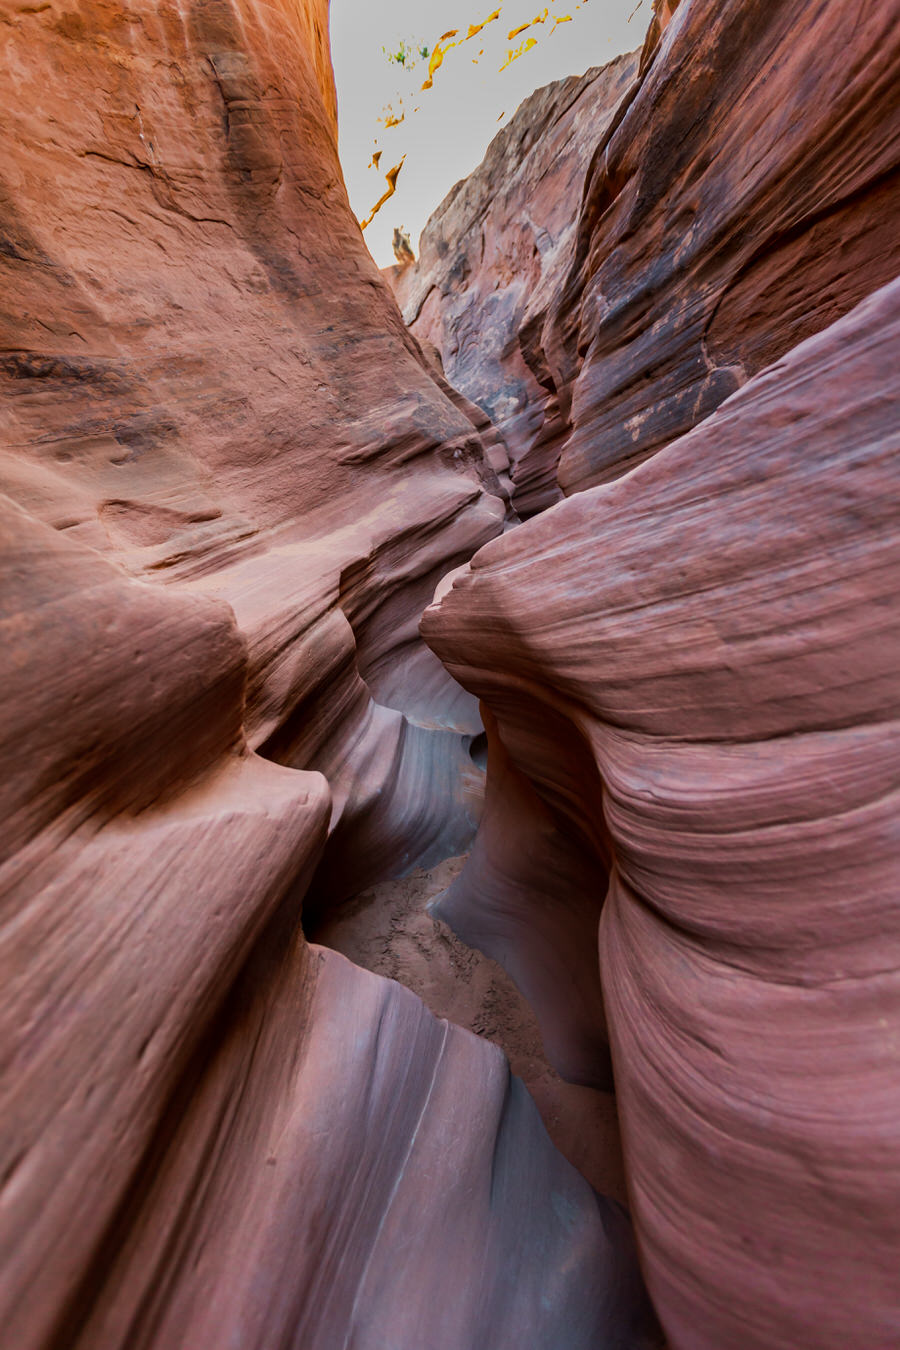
(330, 0, 646, 267)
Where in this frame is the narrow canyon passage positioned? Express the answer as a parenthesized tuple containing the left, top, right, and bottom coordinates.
(1, 0, 898, 1347)
(308, 854, 629, 1202)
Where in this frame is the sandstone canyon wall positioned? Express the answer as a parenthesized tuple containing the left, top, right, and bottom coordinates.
(0, 0, 508, 900)
(4, 0, 900, 1346)
(390, 50, 639, 516)
(0, 2, 653, 1346)
(424, 278, 900, 1348)
(396, 0, 900, 511)
(417, 0, 900, 1346)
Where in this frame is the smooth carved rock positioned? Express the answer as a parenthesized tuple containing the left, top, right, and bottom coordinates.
(0, 1, 652, 1345)
(312, 853, 630, 1201)
(0, 493, 651, 1349)
(0, 496, 328, 1346)
(389, 52, 638, 516)
(423, 279, 900, 1349)
(0, 0, 507, 893)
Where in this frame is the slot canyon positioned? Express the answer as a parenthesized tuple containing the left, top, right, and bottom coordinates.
(1, 0, 898, 1346)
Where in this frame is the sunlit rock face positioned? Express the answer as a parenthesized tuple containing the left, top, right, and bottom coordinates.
(424, 278, 900, 1350)
(389, 51, 639, 516)
(0, 1, 655, 1346)
(0, 0, 509, 898)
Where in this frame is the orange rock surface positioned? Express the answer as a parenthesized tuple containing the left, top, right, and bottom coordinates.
(0, 2, 652, 1345)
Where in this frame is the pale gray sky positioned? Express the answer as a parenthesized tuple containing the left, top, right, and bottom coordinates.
(330, 0, 644, 266)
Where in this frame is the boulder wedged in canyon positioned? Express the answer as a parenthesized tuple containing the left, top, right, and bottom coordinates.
(389, 52, 639, 516)
(0, 1, 652, 1345)
(422, 278, 900, 1349)
(398, 0, 900, 508)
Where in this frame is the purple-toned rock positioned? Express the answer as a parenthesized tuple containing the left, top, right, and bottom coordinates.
(545, 0, 900, 493)
(396, 0, 900, 511)
(423, 278, 900, 1349)
(389, 53, 639, 515)
(0, 1, 651, 1345)
(0, 0, 507, 896)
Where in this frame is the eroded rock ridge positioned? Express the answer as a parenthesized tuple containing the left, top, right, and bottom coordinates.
(418, 1, 900, 1346)
(2, 0, 899, 1346)
(0, 1, 651, 1346)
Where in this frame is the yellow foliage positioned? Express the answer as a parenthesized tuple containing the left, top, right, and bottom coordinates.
(467, 7, 502, 39)
(421, 7, 503, 90)
(421, 41, 445, 89)
(499, 35, 537, 71)
(507, 8, 548, 40)
(360, 156, 406, 230)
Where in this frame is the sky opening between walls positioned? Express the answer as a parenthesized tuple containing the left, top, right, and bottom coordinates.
(330, 0, 643, 267)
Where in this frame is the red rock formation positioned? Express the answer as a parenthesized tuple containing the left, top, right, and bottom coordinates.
(398, 0, 900, 511)
(423, 278, 900, 1348)
(0, 1, 652, 1345)
(0, 0, 504, 894)
(389, 53, 639, 515)
(545, 0, 900, 494)
(2, 492, 656, 1348)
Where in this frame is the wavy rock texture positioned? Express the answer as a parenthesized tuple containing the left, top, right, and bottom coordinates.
(398, 0, 900, 508)
(0, 0, 508, 898)
(1, 496, 652, 1350)
(389, 52, 638, 516)
(0, 1, 652, 1345)
(423, 279, 900, 1349)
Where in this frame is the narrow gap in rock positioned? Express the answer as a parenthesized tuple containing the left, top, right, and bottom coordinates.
(307, 852, 627, 1202)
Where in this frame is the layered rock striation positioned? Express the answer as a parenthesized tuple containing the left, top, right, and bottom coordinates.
(1, 490, 651, 1349)
(0, 0, 509, 898)
(413, 4, 900, 1345)
(390, 51, 639, 516)
(546, 0, 900, 495)
(6, 0, 900, 1343)
(424, 276, 900, 1349)
(0, 1, 652, 1346)
(399, 0, 900, 508)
